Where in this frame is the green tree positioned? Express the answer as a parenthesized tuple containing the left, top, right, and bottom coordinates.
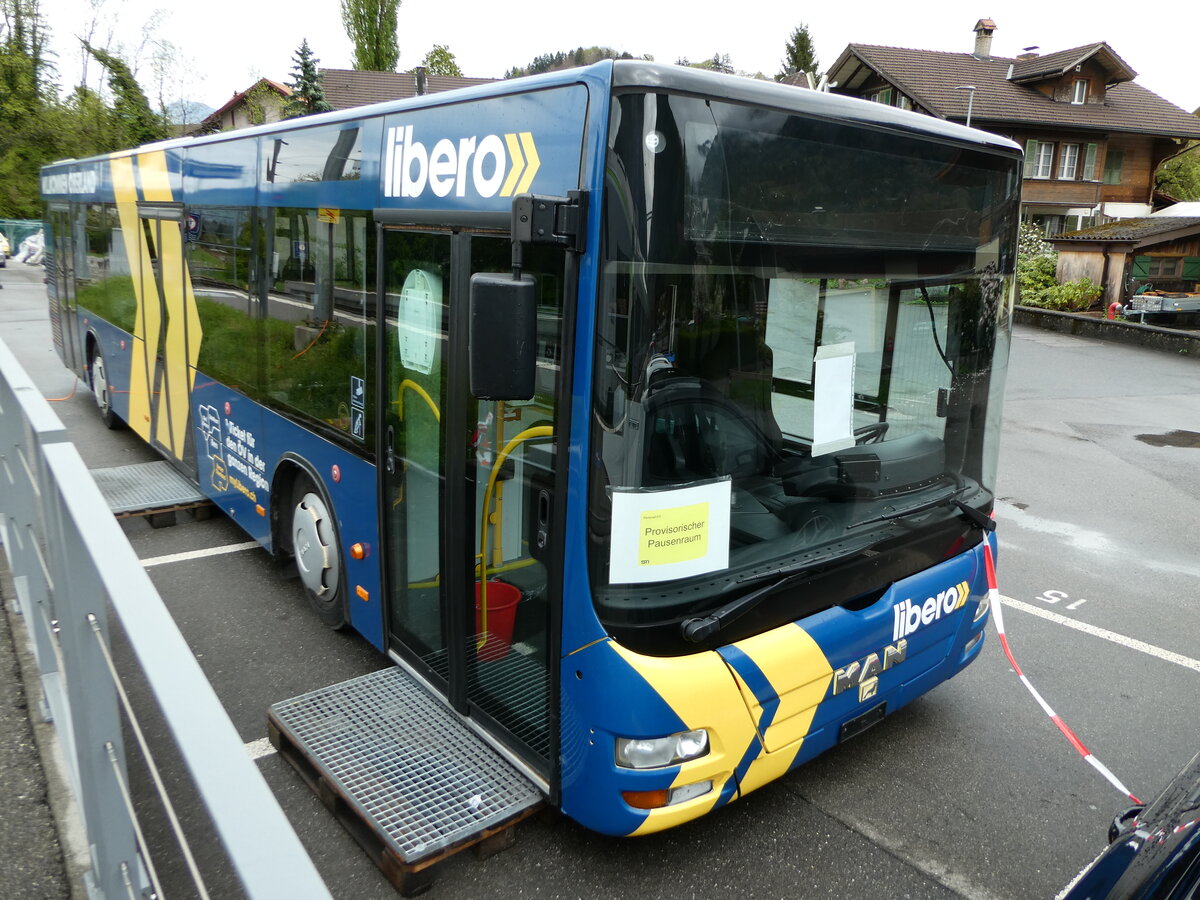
(0, 0, 61, 217)
(82, 40, 168, 148)
(284, 39, 332, 118)
(690, 53, 734, 74)
(1156, 143, 1200, 202)
(341, 0, 400, 72)
(418, 44, 461, 77)
(777, 23, 819, 81)
(505, 46, 647, 79)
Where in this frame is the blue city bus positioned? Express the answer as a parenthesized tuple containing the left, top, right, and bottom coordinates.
(41, 60, 1021, 837)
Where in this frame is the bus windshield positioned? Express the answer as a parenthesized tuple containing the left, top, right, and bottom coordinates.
(589, 91, 1020, 654)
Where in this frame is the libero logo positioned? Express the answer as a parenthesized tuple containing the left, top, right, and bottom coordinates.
(892, 581, 970, 641)
(383, 125, 540, 200)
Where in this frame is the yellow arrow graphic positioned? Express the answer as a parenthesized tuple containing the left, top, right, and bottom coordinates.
(515, 132, 540, 194)
(500, 133, 525, 197)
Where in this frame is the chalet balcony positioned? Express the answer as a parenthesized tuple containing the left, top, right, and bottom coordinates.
(1021, 179, 1104, 207)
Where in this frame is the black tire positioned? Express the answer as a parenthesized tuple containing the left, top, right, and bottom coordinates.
(290, 478, 348, 629)
(89, 345, 121, 429)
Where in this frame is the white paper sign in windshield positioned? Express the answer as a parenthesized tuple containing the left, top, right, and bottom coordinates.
(812, 341, 856, 457)
(609, 479, 731, 584)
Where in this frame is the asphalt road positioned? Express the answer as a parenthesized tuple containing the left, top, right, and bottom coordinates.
(3, 258, 1199, 899)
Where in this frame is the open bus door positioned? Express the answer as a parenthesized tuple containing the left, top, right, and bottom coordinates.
(377, 226, 568, 783)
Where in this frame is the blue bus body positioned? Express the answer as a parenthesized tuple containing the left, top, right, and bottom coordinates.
(42, 61, 1020, 836)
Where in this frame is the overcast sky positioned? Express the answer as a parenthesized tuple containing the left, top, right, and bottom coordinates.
(47, 0, 1200, 115)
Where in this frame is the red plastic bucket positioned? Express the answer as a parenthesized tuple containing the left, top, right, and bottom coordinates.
(474, 580, 521, 661)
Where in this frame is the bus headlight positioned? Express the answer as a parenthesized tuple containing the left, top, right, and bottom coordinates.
(615, 729, 709, 769)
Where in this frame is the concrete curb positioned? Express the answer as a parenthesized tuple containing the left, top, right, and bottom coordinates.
(1015, 306, 1200, 359)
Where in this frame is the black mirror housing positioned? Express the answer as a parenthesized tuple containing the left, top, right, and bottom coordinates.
(469, 272, 537, 400)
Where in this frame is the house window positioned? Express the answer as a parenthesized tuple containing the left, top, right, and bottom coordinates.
(1146, 257, 1182, 278)
(1082, 143, 1098, 180)
(870, 88, 893, 105)
(1028, 214, 1066, 236)
(1102, 150, 1125, 185)
(1072, 79, 1088, 104)
(1024, 140, 1054, 179)
(1058, 144, 1079, 180)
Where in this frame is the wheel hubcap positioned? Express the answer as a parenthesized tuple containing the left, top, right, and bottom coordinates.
(93, 356, 109, 411)
(293, 492, 339, 598)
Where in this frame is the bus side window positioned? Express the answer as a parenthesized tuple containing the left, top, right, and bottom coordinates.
(190, 206, 260, 394)
(264, 208, 372, 444)
(78, 204, 136, 334)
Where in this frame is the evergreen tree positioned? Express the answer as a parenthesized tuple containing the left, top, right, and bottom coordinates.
(285, 39, 332, 118)
(777, 23, 819, 81)
(419, 44, 461, 77)
(341, 0, 400, 72)
(82, 40, 169, 148)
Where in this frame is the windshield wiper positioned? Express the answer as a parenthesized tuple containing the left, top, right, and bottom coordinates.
(679, 539, 874, 644)
(679, 492, 994, 644)
(681, 567, 812, 644)
(848, 487, 996, 532)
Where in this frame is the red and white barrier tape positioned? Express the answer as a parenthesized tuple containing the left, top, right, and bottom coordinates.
(982, 535, 1141, 805)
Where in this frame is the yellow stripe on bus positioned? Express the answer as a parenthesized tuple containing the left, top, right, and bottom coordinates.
(136, 149, 174, 202)
(110, 155, 154, 442)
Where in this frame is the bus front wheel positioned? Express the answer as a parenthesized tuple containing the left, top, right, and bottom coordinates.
(89, 345, 120, 429)
(291, 480, 348, 629)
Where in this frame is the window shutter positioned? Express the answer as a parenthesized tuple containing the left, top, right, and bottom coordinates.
(1024, 140, 1038, 178)
(1182, 257, 1200, 280)
(1131, 256, 1151, 278)
(1082, 144, 1098, 181)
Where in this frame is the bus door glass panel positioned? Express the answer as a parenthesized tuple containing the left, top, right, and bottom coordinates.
(48, 207, 81, 371)
(380, 230, 453, 674)
(137, 206, 194, 471)
(466, 237, 565, 771)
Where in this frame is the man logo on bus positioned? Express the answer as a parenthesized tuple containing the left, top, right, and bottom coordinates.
(383, 125, 540, 200)
(892, 580, 970, 641)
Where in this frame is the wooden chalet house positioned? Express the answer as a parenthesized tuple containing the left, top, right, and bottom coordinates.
(826, 20, 1200, 236)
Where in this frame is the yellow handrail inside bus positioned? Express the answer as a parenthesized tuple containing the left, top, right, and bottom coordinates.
(391, 379, 441, 509)
(477, 424, 552, 651)
(395, 378, 440, 423)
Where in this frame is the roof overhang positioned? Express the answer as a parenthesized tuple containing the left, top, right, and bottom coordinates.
(1009, 43, 1136, 86)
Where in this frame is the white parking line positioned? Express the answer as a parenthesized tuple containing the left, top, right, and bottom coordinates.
(141, 541, 261, 569)
(1002, 595, 1200, 674)
(245, 737, 277, 760)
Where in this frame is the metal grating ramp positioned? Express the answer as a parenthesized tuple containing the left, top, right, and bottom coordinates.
(90, 461, 207, 515)
(268, 667, 543, 872)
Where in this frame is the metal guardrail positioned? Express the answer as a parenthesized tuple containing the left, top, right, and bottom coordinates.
(0, 335, 332, 899)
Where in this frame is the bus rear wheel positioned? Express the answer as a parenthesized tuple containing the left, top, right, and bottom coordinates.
(291, 481, 348, 629)
(89, 345, 120, 429)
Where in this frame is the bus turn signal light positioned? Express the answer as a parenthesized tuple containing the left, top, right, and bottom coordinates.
(623, 780, 713, 810)
(351, 542, 369, 560)
(622, 789, 669, 810)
